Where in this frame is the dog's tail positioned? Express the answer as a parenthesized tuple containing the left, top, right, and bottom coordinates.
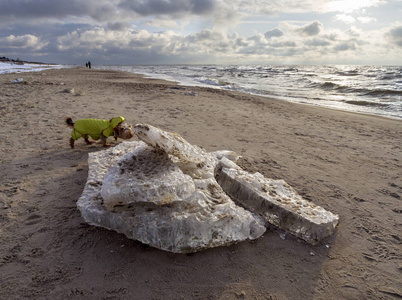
(65, 117, 74, 128)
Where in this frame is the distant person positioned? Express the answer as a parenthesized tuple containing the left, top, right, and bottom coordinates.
(88, 61, 91, 69)
(85, 63, 88, 68)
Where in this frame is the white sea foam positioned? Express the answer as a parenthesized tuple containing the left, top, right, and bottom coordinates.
(0, 61, 69, 74)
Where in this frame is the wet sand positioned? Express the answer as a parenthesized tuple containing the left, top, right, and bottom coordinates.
(0, 68, 401, 299)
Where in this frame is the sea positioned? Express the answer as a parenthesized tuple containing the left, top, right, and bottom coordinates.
(95, 65, 402, 120)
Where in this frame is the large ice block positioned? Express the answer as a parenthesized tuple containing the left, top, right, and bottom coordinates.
(77, 124, 339, 253)
(77, 142, 266, 253)
(216, 161, 339, 244)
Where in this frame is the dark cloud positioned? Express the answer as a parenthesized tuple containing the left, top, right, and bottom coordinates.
(296, 21, 323, 36)
(0, 0, 105, 22)
(120, 0, 214, 17)
(0, 0, 217, 26)
(333, 40, 356, 51)
(5, 3, 177, 26)
(386, 25, 402, 47)
(1, 22, 92, 40)
(107, 22, 131, 31)
(264, 28, 284, 39)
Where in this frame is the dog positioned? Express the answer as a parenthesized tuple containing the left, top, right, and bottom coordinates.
(66, 116, 134, 148)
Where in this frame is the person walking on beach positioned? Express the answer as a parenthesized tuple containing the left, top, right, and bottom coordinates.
(88, 61, 91, 69)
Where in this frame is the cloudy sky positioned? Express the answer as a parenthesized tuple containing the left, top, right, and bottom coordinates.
(1, 0, 401, 65)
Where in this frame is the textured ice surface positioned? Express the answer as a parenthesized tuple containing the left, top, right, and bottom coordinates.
(216, 164, 339, 244)
(101, 142, 195, 210)
(77, 141, 266, 253)
(77, 124, 339, 252)
(134, 124, 217, 179)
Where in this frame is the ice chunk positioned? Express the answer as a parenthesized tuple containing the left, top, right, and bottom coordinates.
(77, 124, 339, 253)
(216, 164, 339, 244)
(77, 141, 266, 253)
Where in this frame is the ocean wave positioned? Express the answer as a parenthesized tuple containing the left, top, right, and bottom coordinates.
(363, 89, 402, 96)
(309, 81, 341, 90)
(336, 70, 359, 76)
(310, 81, 401, 97)
(196, 77, 233, 87)
(379, 74, 402, 80)
(283, 67, 299, 72)
(344, 100, 390, 107)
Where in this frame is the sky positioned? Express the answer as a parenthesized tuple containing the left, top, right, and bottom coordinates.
(1, 0, 401, 65)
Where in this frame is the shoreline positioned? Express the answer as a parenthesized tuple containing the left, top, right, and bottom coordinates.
(0, 68, 401, 299)
(93, 64, 402, 121)
(0, 61, 70, 75)
(3, 64, 402, 121)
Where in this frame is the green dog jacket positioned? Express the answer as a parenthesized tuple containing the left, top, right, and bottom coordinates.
(71, 117, 125, 141)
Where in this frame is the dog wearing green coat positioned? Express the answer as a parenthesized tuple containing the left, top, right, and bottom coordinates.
(66, 116, 134, 148)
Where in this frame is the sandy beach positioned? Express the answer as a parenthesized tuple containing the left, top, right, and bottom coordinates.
(0, 68, 401, 299)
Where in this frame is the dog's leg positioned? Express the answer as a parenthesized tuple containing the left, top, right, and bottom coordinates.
(101, 135, 110, 147)
(69, 138, 75, 149)
(84, 135, 95, 145)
